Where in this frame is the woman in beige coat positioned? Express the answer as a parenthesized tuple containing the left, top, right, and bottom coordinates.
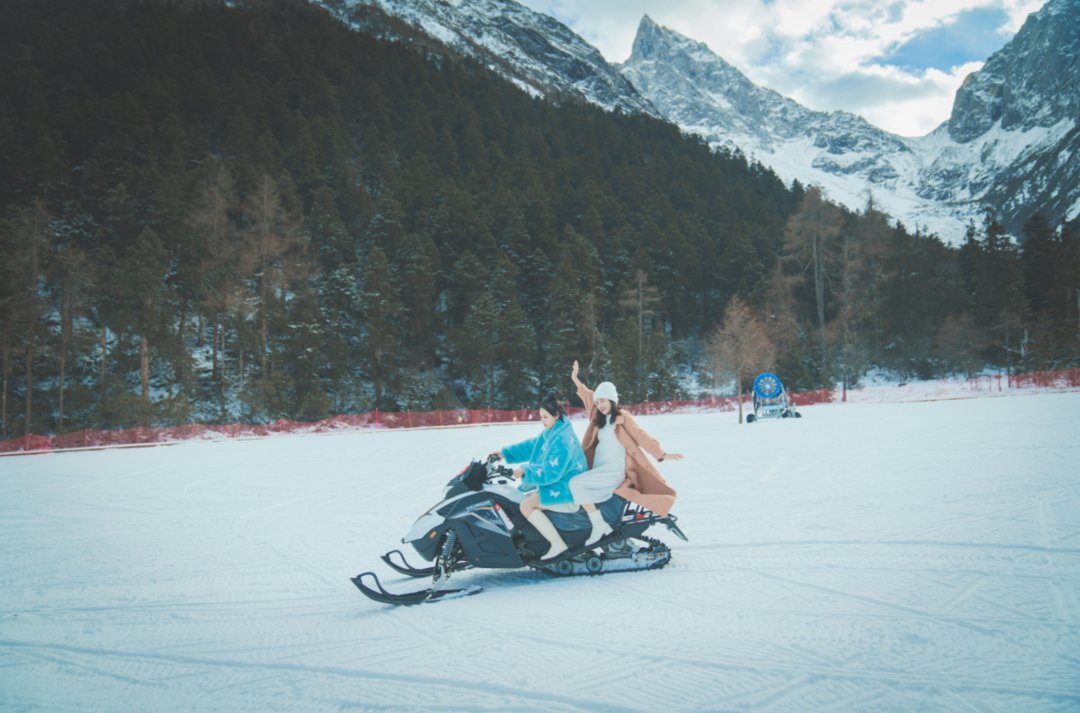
(570, 361, 683, 545)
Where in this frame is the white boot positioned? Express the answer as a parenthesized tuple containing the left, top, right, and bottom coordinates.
(526, 510, 569, 560)
(584, 509, 613, 546)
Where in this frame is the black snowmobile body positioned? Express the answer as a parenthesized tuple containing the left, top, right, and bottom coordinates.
(352, 458, 688, 605)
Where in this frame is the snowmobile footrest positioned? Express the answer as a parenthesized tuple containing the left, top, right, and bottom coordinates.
(351, 572, 482, 606)
(380, 550, 436, 577)
(380, 549, 471, 578)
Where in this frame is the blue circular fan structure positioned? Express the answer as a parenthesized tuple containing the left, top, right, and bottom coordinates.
(753, 372, 783, 399)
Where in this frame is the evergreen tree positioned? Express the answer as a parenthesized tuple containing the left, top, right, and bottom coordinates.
(495, 295, 536, 408)
(1021, 214, 1057, 319)
(128, 226, 169, 413)
(1021, 214, 1079, 367)
(613, 270, 666, 402)
(242, 172, 306, 379)
(396, 231, 440, 366)
(455, 288, 501, 407)
(359, 246, 404, 409)
(185, 160, 239, 396)
(832, 206, 888, 393)
(8, 0, 1067, 434)
(781, 187, 845, 386)
(1, 201, 50, 435)
(279, 281, 330, 421)
(539, 258, 587, 394)
(48, 239, 92, 431)
(974, 212, 1026, 372)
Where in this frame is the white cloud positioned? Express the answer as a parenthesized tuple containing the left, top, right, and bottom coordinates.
(1000, 0, 1045, 31)
(518, 0, 1041, 136)
(830, 61, 986, 135)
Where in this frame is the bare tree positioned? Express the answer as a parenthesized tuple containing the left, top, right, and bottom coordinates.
(832, 204, 888, 399)
(707, 297, 775, 423)
(51, 242, 92, 431)
(782, 187, 845, 384)
(1, 201, 50, 436)
(242, 173, 307, 379)
(581, 290, 601, 375)
(618, 270, 662, 396)
(0, 220, 18, 438)
(187, 162, 237, 371)
(187, 162, 243, 415)
(134, 227, 168, 405)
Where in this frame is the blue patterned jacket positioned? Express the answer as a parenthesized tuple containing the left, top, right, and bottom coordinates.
(501, 416, 587, 506)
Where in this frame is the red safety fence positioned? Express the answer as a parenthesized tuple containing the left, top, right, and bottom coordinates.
(1, 369, 1077, 456)
(1007, 368, 1080, 389)
(790, 388, 835, 406)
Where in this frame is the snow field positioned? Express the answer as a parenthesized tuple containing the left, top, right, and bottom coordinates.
(1, 391, 1079, 712)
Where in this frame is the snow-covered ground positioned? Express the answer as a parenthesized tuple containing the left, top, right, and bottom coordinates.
(2, 390, 1079, 712)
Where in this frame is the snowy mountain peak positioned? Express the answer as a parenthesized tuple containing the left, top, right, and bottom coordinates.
(631, 14, 721, 66)
(620, 7, 1080, 241)
(319, 0, 1078, 241)
(620, 17, 930, 228)
(948, 0, 1080, 144)
(320, 0, 657, 115)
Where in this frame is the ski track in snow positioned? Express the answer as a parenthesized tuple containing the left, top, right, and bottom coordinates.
(1, 392, 1079, 712)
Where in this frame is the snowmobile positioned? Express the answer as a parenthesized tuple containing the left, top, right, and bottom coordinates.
(746, 371, 801, 423)
(351, 455, 688, 605)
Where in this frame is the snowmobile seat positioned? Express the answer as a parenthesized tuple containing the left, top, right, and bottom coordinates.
(547, 495, 625, 532)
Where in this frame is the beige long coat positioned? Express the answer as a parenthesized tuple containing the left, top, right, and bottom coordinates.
(576, 382, 678, 517)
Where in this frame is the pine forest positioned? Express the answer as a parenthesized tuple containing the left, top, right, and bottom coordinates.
(1, 0, 1078, 437)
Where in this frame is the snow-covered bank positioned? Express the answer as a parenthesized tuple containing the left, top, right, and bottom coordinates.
(1, 392, 1079, 712)
(4, 369, 1078, 456)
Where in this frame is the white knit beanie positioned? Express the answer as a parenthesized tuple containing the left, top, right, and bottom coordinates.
(593, 381, 619, 404)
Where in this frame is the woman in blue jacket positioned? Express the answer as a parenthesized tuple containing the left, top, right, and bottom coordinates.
(494, 394, 588, 560)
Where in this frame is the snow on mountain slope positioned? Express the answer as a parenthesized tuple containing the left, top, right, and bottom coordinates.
(621, 7, 1079, 243)
(322, 0, 657, 115)
(2, 391, 1079, 712)
(318, 0, 1078, 244)
(917, 0, 1080, 235)
(616, 0, 1078, 241)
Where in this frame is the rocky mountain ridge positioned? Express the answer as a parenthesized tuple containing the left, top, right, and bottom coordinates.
(318, 0, 1080, 243)
(319, 0, 657, 115)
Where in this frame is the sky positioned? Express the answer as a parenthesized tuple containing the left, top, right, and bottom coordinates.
(517, 0, 1046, 137)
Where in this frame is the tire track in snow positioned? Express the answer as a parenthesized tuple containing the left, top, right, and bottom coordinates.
(750, 569, 998, 636)
(351, 582, 1080, 707)
(1051, 580, 1076, 625)
(1035, 494, 1055, 549)
(942, 688, 1002, 713)
(0, 638, 649, 713)
(625, 536, 1077, 694)
(935, 575, 985, 614)
(231, 490, 347, 590)
(677, 538, 1080, 556)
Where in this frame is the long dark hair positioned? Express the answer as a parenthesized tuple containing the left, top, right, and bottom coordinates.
(538, 394, 566, 421)
(592, 402, 620, 429)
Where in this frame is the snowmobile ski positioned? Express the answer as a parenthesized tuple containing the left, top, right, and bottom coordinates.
(351, 571, 482, 605)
